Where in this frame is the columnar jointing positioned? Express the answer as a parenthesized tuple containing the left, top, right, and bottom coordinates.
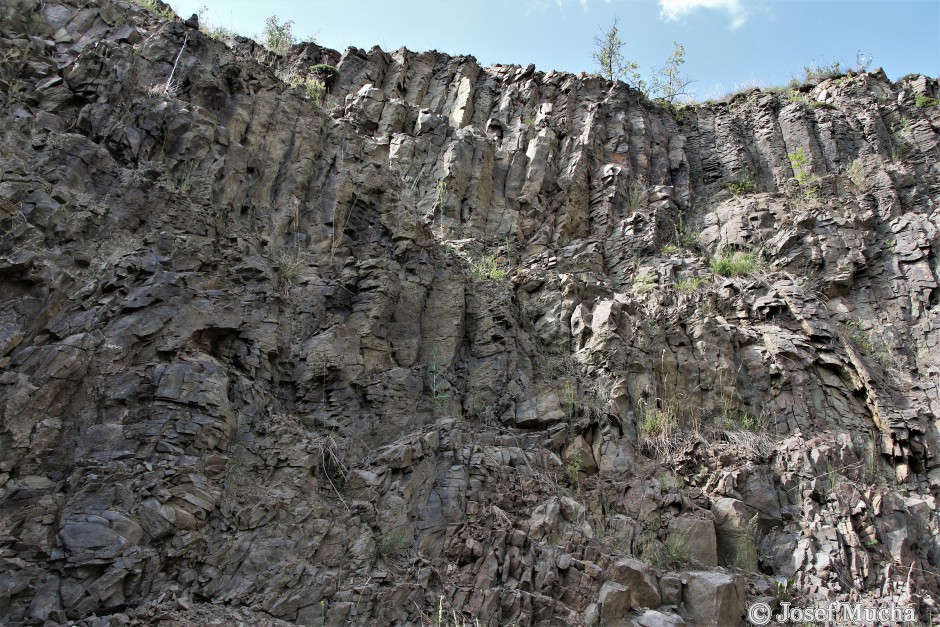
(0, 1, 938, 624)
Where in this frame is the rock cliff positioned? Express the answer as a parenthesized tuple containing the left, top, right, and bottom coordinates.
(1, 0, 939, 625)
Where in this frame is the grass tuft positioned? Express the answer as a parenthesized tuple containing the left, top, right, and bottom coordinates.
(710, 251, 757, 277)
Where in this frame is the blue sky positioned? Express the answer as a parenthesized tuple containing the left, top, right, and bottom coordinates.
(169, 0, 939, 101)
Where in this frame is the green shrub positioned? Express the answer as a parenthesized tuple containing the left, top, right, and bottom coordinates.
(672, 212, 700, 249)
(129, 0, 176, 19)
(800, 59, 842, 83)
(710, 251, 757, 277)
(310, 64, 339, 80)
(660, 244, 679, 255)
(203, 24, 234, 41)
(310, 64, 339, 91)
(785, 89, 834, 109)
(638, 408, 677, 439)
(376, 528, 410, 557)
(592, 17, 640, 84)
(301, 77, 326, 106)
(915, 94, 940, 108)
(675, 277, 705, 292)
(643, 534, 692, 570)
(427, 351, 449, 413)
(276, 248, 302, 294)
(719, 410, 757, 431)
(263, 15, 295, 55)
(627, 180, 648, 209)
(470, 255, 507, 282)
(678, 228, 700, 248)
(889, 118, 913, 161)
(788, 147, 819, 197)
(565, 453, 583, 491)
(728, 171, 757, 196)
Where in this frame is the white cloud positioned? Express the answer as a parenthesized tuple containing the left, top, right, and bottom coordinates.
(659, 0, 749, 29)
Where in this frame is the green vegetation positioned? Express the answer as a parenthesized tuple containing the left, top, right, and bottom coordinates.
(470, 255, 507, 282)
(710, 251, 758, 277)
(793, 59, 842, 86)
(649, 42, 692, 104)
(841, 319, 895, 368)
(787, 52, 870, 89)
(826, 461, 841, 493)
(678, 228, 700, 248)
(427, 351, 449, 413)
(565, 453, 583, 491)
(660, 243, 679, 255)
(671, 212, 700, 250)
(915, 94, 940, 108)
(376, 528, 410, 557)
(295, 76, 326, 106)
(854, 50, 874, 73)
(788, 147, 819, 197)
(728, 171, 757, 196)
(773, 578, 795, 610)
(263, 15, 295, 54)
(892, 117, 912, 137)
(785, 89, 834, 109)
(638, 406, 677, 439)
(889, 118, 913, 161)
(197, 6, 235, 41)
(845, 158, 868, 191)
(592, 20, 690, 103)
(202, 23, 235, 42)
(276, 247, 302, 295)
(643, 534, 692, 570)
(129, 0, 176, 19)
(561, 381, 576, 416)
(467, 399, 492, 422)
(310, 64, 339, 81)
(674, 277, 705, 292)
(632, 273, 656, 293)
(627, 180, 648, 210)
(718, 410, 758, 431)
(591, 17, 639, 84)
(277, 64, 328, 106)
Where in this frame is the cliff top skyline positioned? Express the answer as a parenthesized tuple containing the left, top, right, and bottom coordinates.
(172, 0, 938, 101)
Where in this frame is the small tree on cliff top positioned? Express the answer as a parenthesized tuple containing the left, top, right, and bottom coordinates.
(592, 18, 645, 91)
(650, 42, 693, 103)
(592, 19, 692, 104)
(263, 15, 295, 55)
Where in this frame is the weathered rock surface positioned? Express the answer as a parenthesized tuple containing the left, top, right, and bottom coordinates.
(1, 0, 939, 624)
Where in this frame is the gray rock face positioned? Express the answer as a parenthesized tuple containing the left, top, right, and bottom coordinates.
(680, 571, 745, 626)
(1, 0, 939, 624)
(606, 557, 662, 609)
